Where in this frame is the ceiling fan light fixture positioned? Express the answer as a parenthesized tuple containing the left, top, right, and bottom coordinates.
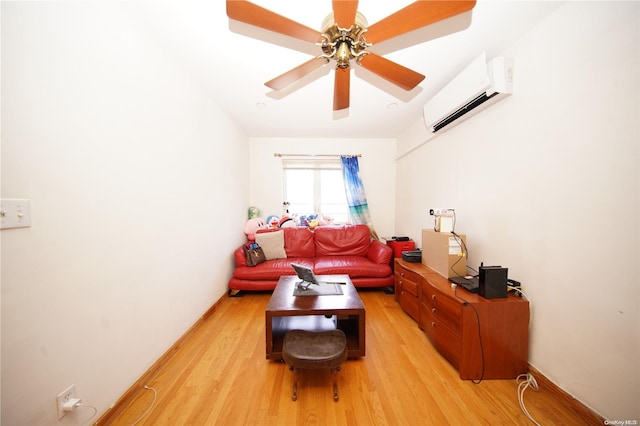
(321, 12, 368, 35)
(320, 11, 369, 70)
(335, 42, 351, 68)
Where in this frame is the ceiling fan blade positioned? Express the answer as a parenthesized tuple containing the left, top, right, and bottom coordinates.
(226, 0, 322, 44)
(366, 0, 476, 44)
(333, 68, 350, 111)
(358, 53, 425, 91)
(265, 57, 329, 90)
(332, 0, 358, 29)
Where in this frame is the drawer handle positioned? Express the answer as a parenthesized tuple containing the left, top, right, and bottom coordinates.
(431, 322, 436, 327)
(400, 272, 405, 277)
(432, 308, 436, 314)
(431, 295, 436, 301)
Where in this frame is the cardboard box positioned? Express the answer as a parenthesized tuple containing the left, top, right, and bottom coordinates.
(421, 229, 467, 278)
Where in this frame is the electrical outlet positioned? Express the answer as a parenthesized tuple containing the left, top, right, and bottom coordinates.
(0, 198, 31, 229)
(56, 384, 76, 420)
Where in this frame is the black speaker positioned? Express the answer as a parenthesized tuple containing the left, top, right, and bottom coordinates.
(479, 266, 508, 299)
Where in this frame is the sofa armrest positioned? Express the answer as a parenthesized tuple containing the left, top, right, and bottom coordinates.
(233, 245, 247, 266)
(367, 240, 393, 265)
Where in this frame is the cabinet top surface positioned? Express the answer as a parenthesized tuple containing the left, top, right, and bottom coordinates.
(395, 259, 528, 305)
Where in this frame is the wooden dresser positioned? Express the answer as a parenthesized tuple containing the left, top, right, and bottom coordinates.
(394, 259, 529, 380)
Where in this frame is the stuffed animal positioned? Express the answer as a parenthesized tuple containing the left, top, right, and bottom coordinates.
(319, 214, 334, 226)
(248, 206, 261, 219)
(266, 215, 280, 228)
(244, 217, 266, 241)
(279, 215, 295, 228)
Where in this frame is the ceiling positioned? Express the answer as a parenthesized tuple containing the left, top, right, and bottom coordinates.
(136, 1, 562, 139)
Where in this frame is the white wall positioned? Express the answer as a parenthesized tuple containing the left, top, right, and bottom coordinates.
(395, 1, 639, 420)
(249, 138, 396, 239)
(1, 3, 249, 425)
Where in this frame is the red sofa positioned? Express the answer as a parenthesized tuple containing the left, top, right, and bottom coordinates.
(229, 224, 394, 294)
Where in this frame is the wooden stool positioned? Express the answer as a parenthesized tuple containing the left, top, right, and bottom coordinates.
(282, 329, 348, 402)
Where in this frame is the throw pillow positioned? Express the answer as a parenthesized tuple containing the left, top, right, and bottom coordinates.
(255, 230, 287, 260)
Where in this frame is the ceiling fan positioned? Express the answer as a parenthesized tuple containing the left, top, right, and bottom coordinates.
(226, 1, 476, 111)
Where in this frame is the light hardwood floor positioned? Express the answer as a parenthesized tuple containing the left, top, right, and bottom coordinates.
(105, 290, 600, 425)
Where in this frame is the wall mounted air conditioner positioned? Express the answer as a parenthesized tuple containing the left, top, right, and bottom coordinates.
(423, 52, 513, 133)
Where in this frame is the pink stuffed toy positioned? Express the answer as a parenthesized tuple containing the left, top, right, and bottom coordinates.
(244, 217, 266, 241)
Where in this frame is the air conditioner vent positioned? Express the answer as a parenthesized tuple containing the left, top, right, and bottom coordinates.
(424, 53, 513, 134)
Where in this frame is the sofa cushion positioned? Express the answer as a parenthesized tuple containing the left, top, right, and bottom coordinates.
(314, 225, 370, 257)
(257, 227, 315, 258)
(283, 227, 315, 258)
(233, 258, 314, 280)
(255, 230, 287, 260)
(314, 256, 391, 278)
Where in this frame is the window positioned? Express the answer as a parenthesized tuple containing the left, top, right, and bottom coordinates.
(282, 158, 348, 224)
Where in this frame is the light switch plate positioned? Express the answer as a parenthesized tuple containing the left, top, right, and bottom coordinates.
(1, 199, 31, 229)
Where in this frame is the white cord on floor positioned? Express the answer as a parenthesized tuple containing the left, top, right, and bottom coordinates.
(130, 386, 157, 426)
(517, 373, 542, 426)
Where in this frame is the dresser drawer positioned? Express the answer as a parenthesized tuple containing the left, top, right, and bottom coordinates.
(394, 262, 421, 322)
(398, 287, 419, 322)
(395, 264, 423, 288)
(396, 274, 419, 297)
(420, 310, 461, 370)
(421, 280, 461, 334)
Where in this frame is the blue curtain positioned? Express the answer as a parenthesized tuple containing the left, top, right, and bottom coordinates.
(340, 156, 379, 240)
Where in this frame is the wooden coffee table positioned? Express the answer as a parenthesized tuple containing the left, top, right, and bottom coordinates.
(265, 275, 366, 360)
